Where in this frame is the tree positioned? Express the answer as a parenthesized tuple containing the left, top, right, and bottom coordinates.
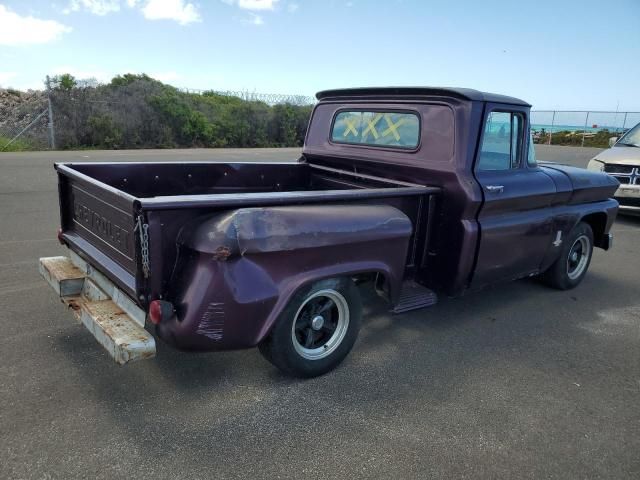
(110, 73, 153, 87)
(55, 73, 77, 91)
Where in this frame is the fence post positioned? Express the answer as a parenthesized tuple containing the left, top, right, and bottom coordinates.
(46, 75, 55, 150)
(548, 111, 555, 145)
(581, 112, 589, 147)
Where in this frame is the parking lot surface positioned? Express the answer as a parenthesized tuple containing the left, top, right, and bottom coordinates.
(1, 146, 638, 479)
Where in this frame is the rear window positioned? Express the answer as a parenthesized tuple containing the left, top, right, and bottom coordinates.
(331, 111, 420, 149)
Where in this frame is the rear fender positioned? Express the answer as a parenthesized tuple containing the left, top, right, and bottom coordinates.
(160, 204, 412, 350)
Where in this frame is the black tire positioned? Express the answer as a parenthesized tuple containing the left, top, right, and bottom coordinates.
(259, 277, 362, 378)
(542, 222, 594, 290)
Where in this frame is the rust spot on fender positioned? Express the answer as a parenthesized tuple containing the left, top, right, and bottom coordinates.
(212, 245, 232, 261)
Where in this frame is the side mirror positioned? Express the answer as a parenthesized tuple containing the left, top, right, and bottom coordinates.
(609, 137, 618, 148)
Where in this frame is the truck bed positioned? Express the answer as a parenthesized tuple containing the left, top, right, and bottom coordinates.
(56, 160, 439, 303)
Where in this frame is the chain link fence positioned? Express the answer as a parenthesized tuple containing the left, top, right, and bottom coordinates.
(531, 110, 640, 147)
(1, 76, 316, 151)
(47, 78, 314, 149)
(0, 89, 51, 151)
(2, 76, 639, 151)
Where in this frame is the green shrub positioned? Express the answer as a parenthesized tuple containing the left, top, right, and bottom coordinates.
(49, 74, 313, 150)
(0, 135, 37, 152)
(110, 73, 154, 87)
(86, 114, 123, 148)
(535, 129, 618, 148)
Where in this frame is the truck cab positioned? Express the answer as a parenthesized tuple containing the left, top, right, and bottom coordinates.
(307, 88, 617, 294)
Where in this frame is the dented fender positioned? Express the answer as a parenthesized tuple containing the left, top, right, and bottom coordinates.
(179, 204, 413, 256)
(157, 204, 412, 351)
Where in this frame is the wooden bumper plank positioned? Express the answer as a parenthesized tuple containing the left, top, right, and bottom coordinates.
(81, 301, 156, 365)
(39, 256, 156, 364)
(39, 256, 86, 296)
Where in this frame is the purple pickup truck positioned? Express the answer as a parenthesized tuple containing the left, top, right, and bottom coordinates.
(39, 87, 619, 377)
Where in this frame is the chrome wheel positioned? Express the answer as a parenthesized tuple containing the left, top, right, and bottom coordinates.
(291, 289, 349, 360)
(567, 235, 590, 280)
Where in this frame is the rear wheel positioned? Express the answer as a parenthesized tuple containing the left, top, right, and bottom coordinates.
(542, 222, 594, 290)
(259, 278, 362, 378)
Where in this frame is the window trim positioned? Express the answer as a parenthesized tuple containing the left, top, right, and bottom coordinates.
(476, 109, 526, 172)
(510, 113, 522, 168)
(329, 108, 422, 152)
(526, 129, 538, 168)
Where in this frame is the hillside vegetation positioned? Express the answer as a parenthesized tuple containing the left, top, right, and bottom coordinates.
(2, 74, 313, 151)
(533, 129, 619, 148)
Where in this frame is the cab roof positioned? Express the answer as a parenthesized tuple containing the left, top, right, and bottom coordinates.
(315, 87, 530, 107)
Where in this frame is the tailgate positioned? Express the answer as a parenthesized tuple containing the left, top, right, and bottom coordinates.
(56, 164, 139, 298)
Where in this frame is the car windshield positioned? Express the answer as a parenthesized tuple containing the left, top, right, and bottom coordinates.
(617, 122, 640, 147)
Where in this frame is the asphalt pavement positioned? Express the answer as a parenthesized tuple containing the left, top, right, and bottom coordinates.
(1, 146, 638, 479)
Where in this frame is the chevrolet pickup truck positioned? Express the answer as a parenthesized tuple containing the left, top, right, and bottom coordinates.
(39, 87, 619, 377)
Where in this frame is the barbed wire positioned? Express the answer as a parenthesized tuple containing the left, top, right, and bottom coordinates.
(179, 88, 316, 106)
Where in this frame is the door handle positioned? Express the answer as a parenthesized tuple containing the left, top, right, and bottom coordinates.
(485, 185, 504, 193)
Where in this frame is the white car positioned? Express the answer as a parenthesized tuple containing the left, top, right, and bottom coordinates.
(587, 122, 640, 215)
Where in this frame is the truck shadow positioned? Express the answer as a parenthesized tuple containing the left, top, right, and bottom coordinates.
(53, 257, 637, 464)
(355, 271, 632, 352)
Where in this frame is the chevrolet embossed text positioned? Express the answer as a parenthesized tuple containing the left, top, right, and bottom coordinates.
(73, 201, 130, 249)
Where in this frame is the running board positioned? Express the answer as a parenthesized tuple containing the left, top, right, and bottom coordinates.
(391, 281, 438, 314)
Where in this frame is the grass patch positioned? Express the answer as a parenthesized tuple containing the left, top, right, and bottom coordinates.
(0, 135, 38, 152)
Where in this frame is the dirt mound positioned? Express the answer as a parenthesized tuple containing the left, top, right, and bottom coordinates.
(0, 89, 48, 146)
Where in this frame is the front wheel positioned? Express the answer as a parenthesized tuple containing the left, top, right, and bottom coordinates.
(542, 222, 594, 290)
(259, 278, 362, 378)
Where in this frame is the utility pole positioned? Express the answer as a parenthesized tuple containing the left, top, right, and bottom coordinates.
(46, 75, 55, 150)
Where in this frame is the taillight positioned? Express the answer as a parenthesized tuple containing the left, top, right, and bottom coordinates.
(57, 227, 65, 245)
(149, 300, 173, 325)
